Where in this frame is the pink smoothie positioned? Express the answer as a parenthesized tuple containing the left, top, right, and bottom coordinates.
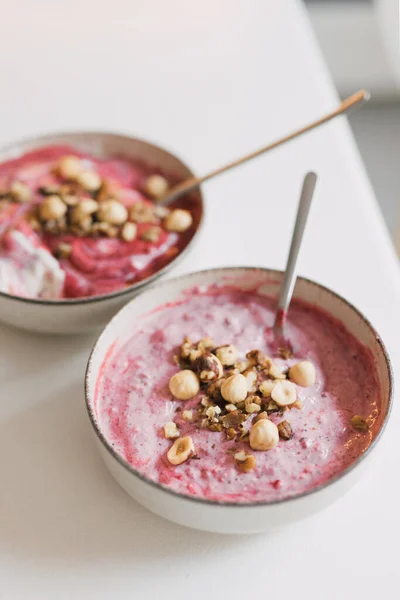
(0, 146, 201, 299)
(95, 286, 382, 503)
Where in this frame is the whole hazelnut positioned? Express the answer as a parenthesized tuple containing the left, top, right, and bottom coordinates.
(76, 170, 102, 192)
(220, 374, 248, 404)
(271, 380, 297, 406)
(39, 195, 67, 221)
(56, 155, 83, 180)
(215, 344, 238, 367)
(143, 174, 169, 199)
(97, 199, 128, 225)
(169, 370, 200, 400)
(249, 419, 279, 451)
(70, 198, 98, 224)
(164, 209, 193, 233)
(289, 360, 316, 387)
(193, 352, 223, 382)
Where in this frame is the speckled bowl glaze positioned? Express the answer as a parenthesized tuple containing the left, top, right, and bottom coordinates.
(85, 267, 393, 534)
(0, 131, 203, 334)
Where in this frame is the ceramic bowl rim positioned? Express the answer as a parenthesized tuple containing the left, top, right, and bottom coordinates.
(0, 130, 204, 306)
(84, 266, 394, 508)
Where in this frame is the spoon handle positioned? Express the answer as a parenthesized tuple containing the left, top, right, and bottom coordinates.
(275, 172, 318, 327)
(160, 89, 368, 205)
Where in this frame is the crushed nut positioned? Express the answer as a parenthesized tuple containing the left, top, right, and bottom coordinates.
(182, 410, 193, 421)
(197, 337, 214, 352)
(129, 201, 156, 223)
(208, 422, 223, 432)
(206, 379, 224, 401)
(254, 411, 269, 423)
(215, 344, 238, 367)
(225, 427, 236, 440)
(269, 363, 287, 380)
(221, 410, 247, 430)
(277, 420, 293, 440)
(243, 369, 258, 393)
(10, 181, 32, 203)
(167, 436, 195, 465)
(164, 421, 180, 439)
(169, 370, 200, 400)
(200, 396, 213, 408)
(292, 399, 303, 410)
(236, 358, 255, 373)
(246, 349, 271, 369)
(193, 352, 223, 382)
(121, 221, 137, 242)
(53, 242, 72, 259)
(70, 198, 99, 223)
(91, 222, 118, 237)
(245, 402, 261, 414)
(224, 403, 237, 412)
(350, 415, 369, 433)
(140, 226, 162, 243)
(265, 399, 281, 414)
(279, 346, 293, 359)
(205, 405, 221, 421)
(234, 451, 256, 473)
(259, 379, 275, 398)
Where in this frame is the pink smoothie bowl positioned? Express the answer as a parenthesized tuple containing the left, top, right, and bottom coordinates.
(0, 131, 204, 334)
(84, 267, 393, 534)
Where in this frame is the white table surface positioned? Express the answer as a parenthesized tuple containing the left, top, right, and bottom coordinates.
(1, 1, 399, 598)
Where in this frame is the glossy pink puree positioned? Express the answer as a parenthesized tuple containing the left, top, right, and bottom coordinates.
(96, 287, 382, 503)
(0, 146, 200, 298)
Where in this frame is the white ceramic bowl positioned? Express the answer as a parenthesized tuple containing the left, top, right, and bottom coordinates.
(85, 267, 393, 534)
(0, 132, 203, 334)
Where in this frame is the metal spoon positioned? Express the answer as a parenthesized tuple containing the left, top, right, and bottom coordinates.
(273, 172, 318, 343)
(159, 90, 368, 205)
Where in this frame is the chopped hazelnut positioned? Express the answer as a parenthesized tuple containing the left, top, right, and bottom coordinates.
(249, 419, 279, 451)
(143, 174, 169, 199)
(220, 374, 248, 404)
(154, 205, 170, 219)
(164, 421, 180, 439)
(205, 405, 221, 421)
(129, 201, 156, 223)
(246, 349, 271, 369)
(235, 358, 255, 373)
(206, 378, 224, 401)
(193, 352, 223, 382)
(215, 344, 238, 367)
(245, 402, 261, 414)
(39, 195, 67, 221)
(70, 198, 99, 223)
(56, 155, 83, 180)
(292, 399, 303, 410)
(234, 451, 256, 473)
(289, 361, 316, 387)
(271, 380, 297, 406)
(277, 420, 293, 440)
(91, 222, 118, 237)
(11, 181, 32, 203)
(164, 209, 193, 233)
(97, 199, 128, 225)
(226, 427, 237, 441)
(77, 169, 102, 192)
(197, 336, 214, 352)
(243, 369, 258, 393)
(121, 221, 137, 242)
(225, 403, 237, 412)
(208, 422, 223, 432)
(182, 410, 193, 421)
(167, 436, 195, 465)
(140, 226, 162, 243)
(269, 363, 287, 380)
(54, 242, 72, 259)
(350, 415, 369, 433)
(259, 379, 275, 398)
(221, 410, 247, 430)
(169, 370, 200, 400)
(254, 411, 269, 423)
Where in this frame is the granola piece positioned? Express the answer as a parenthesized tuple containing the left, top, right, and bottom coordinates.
(277, 420, 293, 440)
(350, 415, 369, 433)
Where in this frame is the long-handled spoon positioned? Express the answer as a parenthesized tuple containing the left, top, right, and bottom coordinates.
(273, 172, 318, 345)
(159, 90, 368, 205)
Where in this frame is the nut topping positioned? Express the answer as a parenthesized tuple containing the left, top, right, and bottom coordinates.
(289, 361, 316, 387)
(215, 344, 238, 367)
(97, 199, 128, 225)
(121, 221, 137, 242)
(76, 169, 102, 192)
(169, 370, 200, 400)
(254, 411, 269, 423)
(167, 436, 195, 465)
(143, 174, 169, 199)
(234, 451, 256, 473)
(259, 379, 275, 398)
(277, 420, 293, 440)
(243, 369, 258, 393)
(221, 410, 247, 430)
(182, 410, 193, 421)
(221, 374, 248, 404)
(129, 201, 156, 223)
(193, 352, 223, 382)
(38, 195, 67, 221)
(10, 181, 32, 203)
(140, 226, 162, 243)
(164, 421, 180, 439)
(249, 419, 279, 451)
(350, 415, 369, 433)
(164, 209, 193, 233)
(56, 155, 83, 180)
(271, 380, 297, 407)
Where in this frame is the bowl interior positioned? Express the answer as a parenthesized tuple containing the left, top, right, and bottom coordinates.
(86, 267, 392, 492)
